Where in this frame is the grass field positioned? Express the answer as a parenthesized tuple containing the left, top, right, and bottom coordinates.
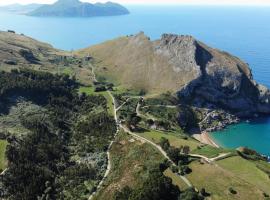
(163, 168, 189, 190)
(0, 140, 8, 171)
(217, 156, 270, 193)
(78, 86, 95, 95)
(191, 145, 233, 158)
(78, 86, 114, 116)
(62, 67, 74, 75)
(138, 130, 200, 151)
(186, 160, 266, 199)
(100, 91, 114, 116)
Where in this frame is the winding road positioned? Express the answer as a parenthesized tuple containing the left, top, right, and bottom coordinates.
(89, 91, 193, 199)
(88, 65, 231, 199)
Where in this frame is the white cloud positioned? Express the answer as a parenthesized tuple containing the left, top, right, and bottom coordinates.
(0, 0, 270, 6)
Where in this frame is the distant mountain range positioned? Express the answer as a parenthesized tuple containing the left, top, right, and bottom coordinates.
(0, 0, 129, 17)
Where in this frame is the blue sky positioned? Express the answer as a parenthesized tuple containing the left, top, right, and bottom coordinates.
(0, 0, 270, 5)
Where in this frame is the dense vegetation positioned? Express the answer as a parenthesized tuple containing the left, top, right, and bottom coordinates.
(0, 69, 116, 200)
(114, 165, 204, 200)
(114, 166, 180, 200)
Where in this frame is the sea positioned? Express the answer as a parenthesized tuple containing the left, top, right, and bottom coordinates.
(0, 5, 270, 155)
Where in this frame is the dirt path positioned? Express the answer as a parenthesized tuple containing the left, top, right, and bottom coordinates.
(90, 90, 233, 198)
(141, 105, 177, 109)
(210, 153, 232, 162)
(136, 101, 157, 121)
(90, 63, 97, 82)
(115, 98, 130, 112)
(90, 91, 193, 200)
(198, 110, 215, 126)
(0, 168, 7, 176)
(120, 124, 192, 187)
(88, 91, 119, 200)
(88, 65, 119, 200)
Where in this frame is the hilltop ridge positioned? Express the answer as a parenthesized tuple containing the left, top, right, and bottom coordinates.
(78, 32, 270, 117)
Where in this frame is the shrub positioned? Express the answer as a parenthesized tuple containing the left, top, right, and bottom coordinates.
(160, 137, 170, 151)
(229, 187, 237, 194)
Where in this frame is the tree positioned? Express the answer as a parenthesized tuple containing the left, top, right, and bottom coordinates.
(159, 159, 170, 172)
(160, 137, 170, 151)
(167, 147, 181, 163)
(200, 188, 210, 197)
(127, 113, 142, 129)
(115, 167, 180, 200)
(114, 186, 132, 200)
(182, 146, 190, 155)
(229, 187, 237, 194)
(179, 187, 204, 200)
(180, 165, 192, 175)
(130, 168, 180, 200)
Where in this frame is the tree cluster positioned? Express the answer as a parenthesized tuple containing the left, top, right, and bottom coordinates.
(0, 69, 115, 200)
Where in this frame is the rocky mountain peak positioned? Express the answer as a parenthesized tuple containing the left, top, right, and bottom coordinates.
(160, 34, 195, 46)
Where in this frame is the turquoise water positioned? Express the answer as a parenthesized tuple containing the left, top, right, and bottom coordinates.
(211, 118, 270, 155)
(0, 6, 270, 154)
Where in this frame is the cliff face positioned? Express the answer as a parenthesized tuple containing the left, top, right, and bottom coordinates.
(79, 33, 270, 116)
(161, 34, 270, 116)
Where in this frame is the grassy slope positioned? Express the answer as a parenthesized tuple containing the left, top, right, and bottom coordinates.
(186, 160, 266, 199)
(191, 145, 233, 158)
(138, 130, 200, 151)
(77, 34, 188, 94)
(217, 156, 270, 193)
(164, 168, 189, 190)
(0, 140, 8, 171)
(136, 130, 270, 198)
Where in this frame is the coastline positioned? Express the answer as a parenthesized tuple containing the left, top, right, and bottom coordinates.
(192, 131, 220, 148)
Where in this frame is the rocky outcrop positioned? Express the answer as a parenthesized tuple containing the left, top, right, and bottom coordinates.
(158, 34, 270, 117)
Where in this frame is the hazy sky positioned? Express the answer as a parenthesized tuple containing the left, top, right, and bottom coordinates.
(0, 0, 270, 5)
